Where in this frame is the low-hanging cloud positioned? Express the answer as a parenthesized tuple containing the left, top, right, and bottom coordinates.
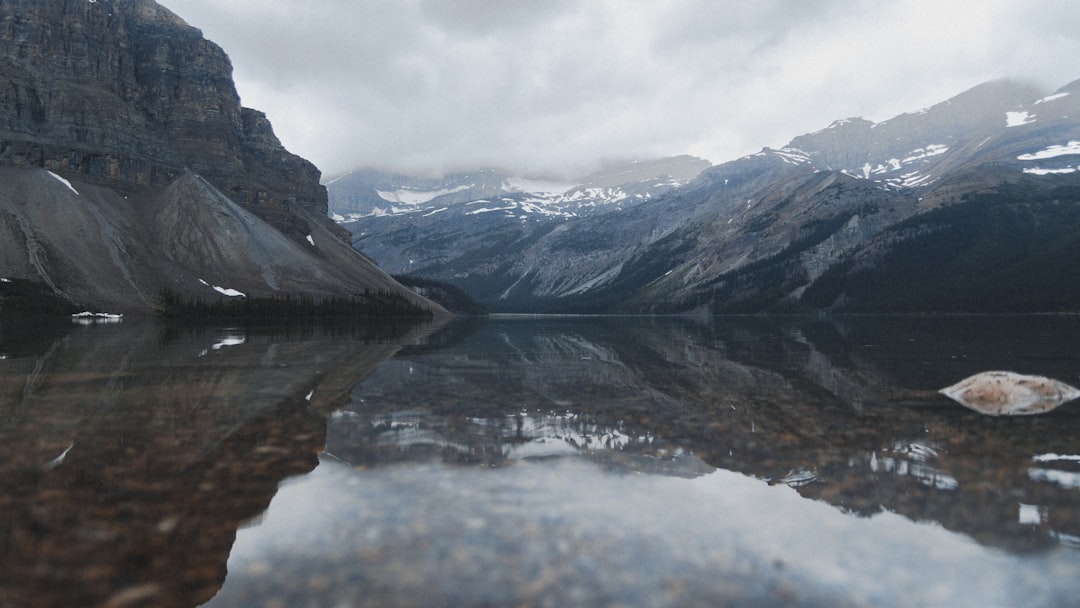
(165, 0, 1080, 179)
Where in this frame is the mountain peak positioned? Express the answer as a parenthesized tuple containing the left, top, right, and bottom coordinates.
(129, 0, 193, 28)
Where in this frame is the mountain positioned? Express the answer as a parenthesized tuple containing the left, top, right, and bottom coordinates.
(327, 155, 711, 220)
(0, 0, 441, 315)
(340, 79, 1080, 314)
(330, 156, 710, 276)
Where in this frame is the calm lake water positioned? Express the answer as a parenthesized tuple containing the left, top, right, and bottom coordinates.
(2, 314, 1080, 607)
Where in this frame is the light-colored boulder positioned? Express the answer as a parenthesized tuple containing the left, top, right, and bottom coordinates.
(939, 371, 1080, 415)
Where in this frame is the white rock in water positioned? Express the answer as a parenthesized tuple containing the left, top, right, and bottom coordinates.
(939, 371, 1080, 416)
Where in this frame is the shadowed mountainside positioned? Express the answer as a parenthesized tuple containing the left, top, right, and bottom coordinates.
(341, 79, 1080, 314)
(0, 0, 441, 315)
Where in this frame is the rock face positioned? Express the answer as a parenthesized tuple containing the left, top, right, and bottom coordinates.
(0, 0, 333, 242)
(0, 0, 440, 314)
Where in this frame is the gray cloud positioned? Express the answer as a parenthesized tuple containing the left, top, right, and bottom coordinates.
(164, 0, 1080, 179)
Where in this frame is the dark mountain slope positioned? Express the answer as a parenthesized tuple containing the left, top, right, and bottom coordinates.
(802, 173, 1080, 313)
(0, 168, 437, 315)
(0, 0, 440, 315)
(338, 78, 1080, 314)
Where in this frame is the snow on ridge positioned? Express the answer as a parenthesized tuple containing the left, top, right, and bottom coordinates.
(772, 147, 811, 165)
(1017, 141, 1080, 161)
(47, 171, 79, 195)
(376, 184, 472, 205)
(504, 176, 576, 195)
(467, 205, 516, 216)
(845, 144, 948, 185)
(368, 205, 423, 217)
(898, 171, 935, 187)
(1035, 92, 1070, 105)
(1023, 166, 1078, 176)
(901, 144, 948, 164)
(1006, 111, 1036, 127)
(343, 171, 686, 222)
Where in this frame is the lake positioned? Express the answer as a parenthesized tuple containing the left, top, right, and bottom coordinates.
(2, 314, 1079, 607)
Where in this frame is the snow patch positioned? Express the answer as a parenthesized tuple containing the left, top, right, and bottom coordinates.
(1017, 141, 1080, 161)
(901, 144, 949, 164)
(504, 176, 576, 195)
(1023, 166, 1078, 175)
(467, 205, 517, 215)
(772, 147, 811, 165)
(47, 171, 79, 195)
(1006, 111, 1037, 127)
(376, 184, 472, 205)
(1035, 92, 1070, 104)
(199, 278, 246, 298)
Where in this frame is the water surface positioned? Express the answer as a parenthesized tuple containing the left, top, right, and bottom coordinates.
(2, 315, 1080, 606)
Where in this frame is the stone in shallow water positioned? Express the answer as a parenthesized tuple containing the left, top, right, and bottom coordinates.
(939, 371, 1080, 416)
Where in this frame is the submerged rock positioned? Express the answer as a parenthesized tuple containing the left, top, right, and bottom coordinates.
(939, 371, 1080, 415)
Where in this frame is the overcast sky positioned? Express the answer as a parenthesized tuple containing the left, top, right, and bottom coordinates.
(164, 0, 1080, 180)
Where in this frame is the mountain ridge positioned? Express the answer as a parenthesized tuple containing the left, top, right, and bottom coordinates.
(339, 77, 1080, 314)
(327, 155, 711, 219)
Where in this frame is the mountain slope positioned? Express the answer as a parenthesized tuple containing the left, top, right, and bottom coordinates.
(328, 156, 711, 220)
(801, 174, 1080, 312)
(0, 168, 436, 314)
(0, 0, 440, 315)
(339, 78, 1080, 314)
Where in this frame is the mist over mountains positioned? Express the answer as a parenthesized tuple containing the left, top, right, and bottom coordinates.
(335, 78, 1080, 314)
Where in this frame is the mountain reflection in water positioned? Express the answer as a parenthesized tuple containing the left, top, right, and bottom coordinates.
(3, 315, 1080, 606)
(0, 318, 425, 608)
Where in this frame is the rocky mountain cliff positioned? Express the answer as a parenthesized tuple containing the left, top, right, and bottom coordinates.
(342, 78, 1080, 314)
(0, 0, 439, 315)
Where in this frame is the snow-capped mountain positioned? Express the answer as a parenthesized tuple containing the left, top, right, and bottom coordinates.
(326, 155, 711, 221)
(771, 78, 1080, 191)
(339, 78, 1080, 314)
